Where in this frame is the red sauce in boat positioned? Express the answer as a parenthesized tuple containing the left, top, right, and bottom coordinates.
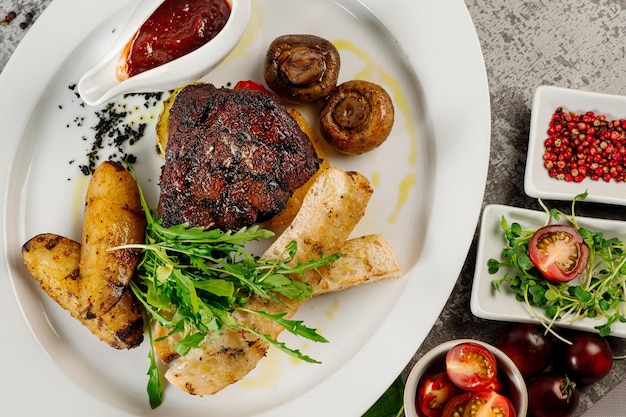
(117, 0, 231, 80)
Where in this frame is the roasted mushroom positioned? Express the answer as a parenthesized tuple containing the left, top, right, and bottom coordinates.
(264, 34, 340, 103)
(319, 80, 395, 155)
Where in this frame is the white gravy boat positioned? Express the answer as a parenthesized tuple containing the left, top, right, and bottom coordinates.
(78, 0, 251, 106)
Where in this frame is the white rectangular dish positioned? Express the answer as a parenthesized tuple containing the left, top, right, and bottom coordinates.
(525, 85, 626, 205)
(471, 203, 626, 338)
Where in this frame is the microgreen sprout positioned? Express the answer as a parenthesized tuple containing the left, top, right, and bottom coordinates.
(489, 192, 626, 341)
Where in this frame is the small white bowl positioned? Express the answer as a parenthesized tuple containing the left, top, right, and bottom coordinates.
(403, 339, 527, 417)
(525, 85, 626, 205)
(78, 0, 251, 106)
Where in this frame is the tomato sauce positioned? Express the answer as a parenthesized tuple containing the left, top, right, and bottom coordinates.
(118, 0, 231, 80)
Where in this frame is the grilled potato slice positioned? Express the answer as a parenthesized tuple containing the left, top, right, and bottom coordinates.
(79, 161, 146, 318)
(22, 233, 143, 349)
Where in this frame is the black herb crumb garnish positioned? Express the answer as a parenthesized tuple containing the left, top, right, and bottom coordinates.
(123, 91, 165, 109)
(80, 165, 90, 176)
(68, 84, 81, 100)
(86, 103, 141, 174)
(64, 85, 167, 176)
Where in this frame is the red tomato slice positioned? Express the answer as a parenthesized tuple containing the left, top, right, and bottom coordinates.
(233, 80, 274, 95)
(462, 391, 516, 417)
(441, 391, 473, 417)
(528, 224, 589, 282)
(486, 373, 505, 394)
(445, 343, 497, 391)
(416, 371, 459, 417)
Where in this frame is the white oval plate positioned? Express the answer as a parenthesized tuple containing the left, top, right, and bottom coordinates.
(471, 203, 626, 337)
(525, 84, 626, 205)
(0, 0, 490, 416)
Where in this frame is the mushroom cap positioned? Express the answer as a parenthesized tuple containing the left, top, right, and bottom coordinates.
(319, 80, 395, 155)
(264, 34, 341, 103)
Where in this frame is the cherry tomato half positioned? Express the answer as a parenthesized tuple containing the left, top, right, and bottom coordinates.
(528, 224, 590, 282)
(441, 391, 473, 417)
(462, 391, 516, 417)
(486, 373, 506, 395)
(445, 342, 497, 391)
(416, 371, 459, 417)
(233, 80, 274, 96)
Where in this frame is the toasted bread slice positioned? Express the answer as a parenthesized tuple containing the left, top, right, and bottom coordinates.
(314, 234, 402, 294)
(153, 232, 401, 365)
(262, 167, 372, 267)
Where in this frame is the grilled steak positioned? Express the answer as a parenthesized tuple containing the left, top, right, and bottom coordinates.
(157, 83, 321, 231)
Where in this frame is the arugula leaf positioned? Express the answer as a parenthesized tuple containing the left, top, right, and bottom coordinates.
(145, 320, 163, 409)
(117, 167, 340, 408)
(239, 308, 329, 343)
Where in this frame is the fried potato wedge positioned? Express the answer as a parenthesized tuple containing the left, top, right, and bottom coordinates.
(79, 161, 146, 318)
(22, 233, 143, 349)
(163, 167, 374, 395)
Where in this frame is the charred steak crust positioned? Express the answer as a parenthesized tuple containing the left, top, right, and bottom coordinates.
(157, 83, 321, 231)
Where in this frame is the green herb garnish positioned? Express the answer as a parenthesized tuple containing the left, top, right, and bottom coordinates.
(489, 192, 626, 339)
(116, 170, 340, 408)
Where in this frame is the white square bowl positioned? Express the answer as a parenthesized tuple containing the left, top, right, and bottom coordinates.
(471, 203, 626, 338)
(525, 85, 626, 205)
